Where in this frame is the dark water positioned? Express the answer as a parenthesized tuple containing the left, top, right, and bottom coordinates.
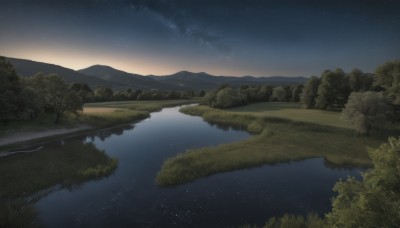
(34, 105, 363, 227)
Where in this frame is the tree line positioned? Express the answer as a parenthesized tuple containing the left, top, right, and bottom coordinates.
(302, 61, 400, 134)
(0, 57, 202, 124)
(201, 84, 304, 108)
(200, 60, 400, 135)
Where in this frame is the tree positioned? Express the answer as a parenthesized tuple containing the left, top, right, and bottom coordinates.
(342, 92, 388, 135)
(348, 68, 373, 92)
(327, 137, 400, 227)
(94, 86, 113, 101)
(301, 76, 320, 108)
(291, 84, 303, 102)
(0, 57, 22, 121)
(30, 74, 83, 123)
(214, 87, 246, 108)
(70, 83, 94, 102)
(374, 60, 400, 90)
(271, 86, 287, 102)
(316, 68, 350, 109)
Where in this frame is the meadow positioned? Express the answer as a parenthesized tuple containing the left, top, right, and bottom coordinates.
(0, 99, 197, 147)
(156, 102, 392, 186)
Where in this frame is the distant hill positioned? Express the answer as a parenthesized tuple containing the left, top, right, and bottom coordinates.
(7, 57, 308, 91)
(7, 58, 124, 88)
(78, 65, 179, 90)
(151, 71, 308, 90)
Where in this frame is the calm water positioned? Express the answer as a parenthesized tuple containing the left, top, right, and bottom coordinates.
(33, 105, 363, 227)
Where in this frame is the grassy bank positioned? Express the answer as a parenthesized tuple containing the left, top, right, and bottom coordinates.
(0, 99, 197, 140)
(0, 139, 118, 227)
(156, 103, 390, 186)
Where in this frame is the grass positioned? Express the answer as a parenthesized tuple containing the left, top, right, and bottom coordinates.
(227, 102, 352, 129)
(156, 103, 392, 186)
(0, 99, 197, 139)
(0, 139, 118, 227)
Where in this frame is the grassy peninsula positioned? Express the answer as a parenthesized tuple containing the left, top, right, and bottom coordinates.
(156, 102, 391, 186)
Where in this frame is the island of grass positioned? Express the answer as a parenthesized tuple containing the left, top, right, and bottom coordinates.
(156, 102, 395, 186)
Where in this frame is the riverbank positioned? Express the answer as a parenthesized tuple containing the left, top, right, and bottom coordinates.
(156, 103, 391, 186)
(0, 125, 92, 147)
(0, 99, 197, 150)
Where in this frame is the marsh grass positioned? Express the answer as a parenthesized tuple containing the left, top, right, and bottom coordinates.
(156, 104, 388, 186)
(0, 139, 118, 227)
(0, 99, 197, 137)
(0, 141, 118, 199)
(79, 109, 150, 128)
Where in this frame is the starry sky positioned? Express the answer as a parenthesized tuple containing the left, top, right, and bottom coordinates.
(1, 0, 399, 76)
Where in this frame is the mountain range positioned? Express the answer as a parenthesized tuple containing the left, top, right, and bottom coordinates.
(7, 57, 308, 90)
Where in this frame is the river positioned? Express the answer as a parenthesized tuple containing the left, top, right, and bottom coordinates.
(32, 105, 362, 227)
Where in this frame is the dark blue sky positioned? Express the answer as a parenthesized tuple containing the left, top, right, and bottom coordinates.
(1, 0, 399, 76)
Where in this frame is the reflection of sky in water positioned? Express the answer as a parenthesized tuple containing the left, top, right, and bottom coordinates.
(35, 105, 363, 227)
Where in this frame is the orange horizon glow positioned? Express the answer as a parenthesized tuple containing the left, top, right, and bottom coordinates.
(1, 45, 275, 77)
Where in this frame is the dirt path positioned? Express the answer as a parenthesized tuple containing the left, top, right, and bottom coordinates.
(0, 125, 93, 147)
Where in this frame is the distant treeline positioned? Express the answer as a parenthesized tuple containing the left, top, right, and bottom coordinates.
(201, 60, 400, 134)
(202, 61, 399, 110)
(201, 84, 303, 108)
(80, 86, 205, 102)
(0, 56, 203, 123)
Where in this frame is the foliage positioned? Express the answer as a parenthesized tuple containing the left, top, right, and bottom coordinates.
(94, 86, 114, 101)
(326, 137, 400, 228)
(348, 68, 373, 92)
(374, 61, 400, 122)
(30, 73, 83, 123)
(70, 82, 94, 102)
(0, 56, 31, 122)
(374, 60, 400, 90)
(271, 86, 287, 102)
(315, 69, 350, 109)
(301, 76, 320, 108)
(342, 92, 389, 135)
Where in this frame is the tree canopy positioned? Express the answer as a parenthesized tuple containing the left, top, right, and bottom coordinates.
(327, 137, 400, 227)
(342, 91, 388, 135)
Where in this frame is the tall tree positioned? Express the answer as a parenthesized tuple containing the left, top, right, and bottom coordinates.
(348, 68, 373, 92)
(301, 76, 320, 108)
(30, 74, 82, 123)
(316, 68, 350, 109)
(342, 92, 388, 135)
(0, 57, 26, 121)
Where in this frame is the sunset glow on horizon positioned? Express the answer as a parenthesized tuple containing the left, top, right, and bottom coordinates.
(1, 0, 399, 77)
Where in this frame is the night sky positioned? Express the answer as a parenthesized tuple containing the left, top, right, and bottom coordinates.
(1, 0, 399, 76)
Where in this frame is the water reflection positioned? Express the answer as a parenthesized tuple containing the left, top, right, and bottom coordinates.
(27, 106, 364, 227)
(0, 137, 119, 227)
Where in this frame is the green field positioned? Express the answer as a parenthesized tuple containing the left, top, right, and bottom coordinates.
(156, 103, 392, 186)
(0, 99, 197, 137)
(228, 102, 352, 129)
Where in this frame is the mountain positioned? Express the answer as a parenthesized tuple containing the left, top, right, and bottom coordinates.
(7, 57, 308, 91)
(7, 58, 124, 88)
(78, 65, 179, 90)
(151, 71, 308, 90)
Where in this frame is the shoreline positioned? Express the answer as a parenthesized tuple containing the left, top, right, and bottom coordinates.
(0, 125, 93, 148)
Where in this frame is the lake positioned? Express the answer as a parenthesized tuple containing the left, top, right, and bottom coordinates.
(31, 105, 362, 227)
